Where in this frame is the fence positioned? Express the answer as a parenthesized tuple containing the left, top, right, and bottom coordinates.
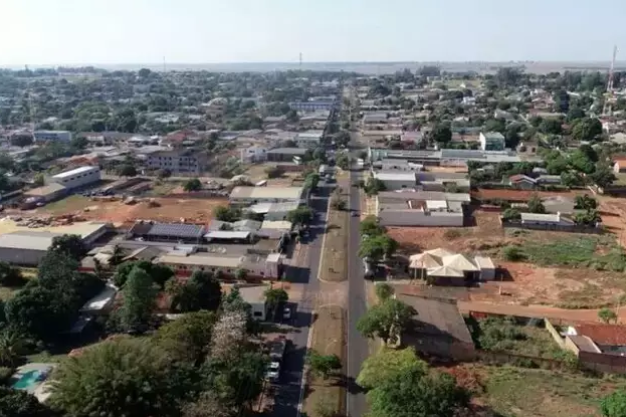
(501, 219, 602, 234)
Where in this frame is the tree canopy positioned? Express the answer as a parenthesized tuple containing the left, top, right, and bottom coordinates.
(357, 298, 416, 345)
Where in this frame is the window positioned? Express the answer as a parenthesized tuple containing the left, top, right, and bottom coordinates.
(253, 311, 262, 317)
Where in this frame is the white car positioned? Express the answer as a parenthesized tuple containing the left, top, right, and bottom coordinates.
(266, 361, 281, 381)
(283, 307, 292, 320)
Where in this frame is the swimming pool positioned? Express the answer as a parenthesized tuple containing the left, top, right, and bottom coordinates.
(12, 369, 47, 390)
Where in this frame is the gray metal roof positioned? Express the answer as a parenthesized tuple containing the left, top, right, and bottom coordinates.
(267, 148, 308, 155)
(146, 223, 205, 239)
(0, 231, 64, 251)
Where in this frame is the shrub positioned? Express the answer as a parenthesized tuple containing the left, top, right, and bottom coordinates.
(0, 366, 13, 384)
(503, 246, 526, 261)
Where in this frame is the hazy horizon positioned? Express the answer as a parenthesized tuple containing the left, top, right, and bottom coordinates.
(2, 0, 626, 67)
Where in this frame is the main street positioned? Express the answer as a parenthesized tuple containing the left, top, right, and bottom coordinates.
(346, 168, 368, 417)
(271, 181, 331, 417)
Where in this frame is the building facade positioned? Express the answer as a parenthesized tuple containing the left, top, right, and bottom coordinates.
(34, 130, 72, 142)
(146, 149, 207, 174)
(50, 166, 101, 189)
(479, 132, 506, 151)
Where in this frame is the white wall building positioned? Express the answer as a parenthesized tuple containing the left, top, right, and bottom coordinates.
(295, 130, 324, 148)
(50, 166, 101, 189)
(34, 130, 72, 142)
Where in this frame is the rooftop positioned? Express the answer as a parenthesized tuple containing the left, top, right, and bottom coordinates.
(0, 231, 63, 251)
(267, 147, 308, 155)
(230, 186, 304, 201)
(145, 223, 205, 239)
(24, 183, 66, 197)
(238, 285, 268, 303)
(373, 171, 417, 182)
(0, 219, 109, 239)
(574, 324, 626, 346)
(157, 253, 243, 268)
(52, 165, 98, 179)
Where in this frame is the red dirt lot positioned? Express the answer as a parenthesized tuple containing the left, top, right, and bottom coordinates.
(599, 196, 626, 248)
(36, 196, 228, 226)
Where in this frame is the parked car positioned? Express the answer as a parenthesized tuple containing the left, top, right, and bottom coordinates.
(283, 307, 291, 321)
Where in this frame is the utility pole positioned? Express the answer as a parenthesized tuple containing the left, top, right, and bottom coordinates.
(299, 52, 303, 71)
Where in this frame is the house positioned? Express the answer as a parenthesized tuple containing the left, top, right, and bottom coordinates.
(295, 131, 324, 148)
(397, 294, 476, 360)
(266, 148, 308, 162)
(520, 213, 576, 227)
(536, 175, 561, 185)
(50, 166, 101, 190)
(34, 130, 72, 142)
(479, 132, 506, 151)
(408, 248, 494, 285)
(416, 172, 470, 192)
(509, 174, 537, 189)
(610, 132, 626, 145)
(238, 286, 269, 320)
(362, 112, 389, 125)
(289, 101, 336, 112)
(373, 159, 423, 172)
(372, 172, 417, 191)
(240, 145, 268, 163)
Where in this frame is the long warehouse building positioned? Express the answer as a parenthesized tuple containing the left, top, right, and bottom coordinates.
(50, 166, 101, 190)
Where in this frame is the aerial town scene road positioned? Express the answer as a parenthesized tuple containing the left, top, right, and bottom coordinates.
(2, 1, 626, 417)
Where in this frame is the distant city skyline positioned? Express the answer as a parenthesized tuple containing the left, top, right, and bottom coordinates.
(2, 0, 626, 66)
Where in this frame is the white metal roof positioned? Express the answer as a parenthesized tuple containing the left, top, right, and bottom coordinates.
(426, 200, 448, 210)
(374, 171, 416, 182)
(474, 256, 495, 270)
(205, 231, 251, 240)
(53, 165, 98, 179)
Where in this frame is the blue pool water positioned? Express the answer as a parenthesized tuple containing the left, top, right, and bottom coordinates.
(12, 370, 44, 390)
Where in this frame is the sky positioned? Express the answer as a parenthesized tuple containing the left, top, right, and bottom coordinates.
(2, 0, 626, 65)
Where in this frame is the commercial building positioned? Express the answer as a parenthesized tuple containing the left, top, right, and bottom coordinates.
(0, 222, 111, 266)
(369, 147, 526, 167)
(376, 191, 470, 227)
(23, 183, 67, 204)
(229, 186, 306, 206)
(33, 130, 72, 142)
(289, 100, 337, 112)
(50, 166, 101, 190)
(479, 132, 506, 151)
(146, 149, 207, 174)
(295, 131, 324, 148)
(128, 222, 206, 244)
(372, 171, 470, 192)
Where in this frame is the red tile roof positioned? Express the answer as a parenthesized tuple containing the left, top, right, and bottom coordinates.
(575, 324, 626, 346)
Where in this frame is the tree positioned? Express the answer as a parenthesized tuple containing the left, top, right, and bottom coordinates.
(527, 194, 546, 214)
(118, 267, 157, 333)
(33, 173, 45, 187)
(0, 328, 26, 366)
(501, 208, 521, 221)
(213, 206, 240, 222)
(204, 351, 267, 408)
(303, 173, 320, 190)
(375, 283, 394, 302)
(503, 246, 526, 261)
(504, 125, 522, 149)
(539, 118, 563, 135)
(264, 288, 288, 316)
(168, 270, 222, 313)
(234, 268, 247, 281)
(49, 338, 195, 417)
(117, 164, 137, 177)
(590, 164, 616, 189)
(367, 366, 469, 417)
(484, 118, 506, 133)
(138, 68, 152, 78)
(598, 308, 618, 324)
(184, 178, 202, 192)
(155, 310, 217, 364)
(567, 107, 586, 122)
(182, 392, 236, 417)
(601, 390, 626, 417)
(357, 347, 426, 390)
(575, 195, 598, 210)
(265, 166, 284, 179)
(572, 118, 603, 142)
(306, 350, 342, 379)
(546, 155, 570, 175)
(49, 234, 86, 260)
(286, 206, 314, 226)
(430, 123, 452, 146)
(569, 148, 597, 174)
(157, 168, 172, 179)
(561, 171, 585, 188)
(359, 235, 398, 263)
(330, 189, 346, 210)
(333, 131, 350, 147)
(363, 177, 386, 196)
(356, 299, 416, 345)
(0, 262, 25, 287)
(336, 153, 350, 170)
(360, 215, 384, 236)
(10, 135, 33, 148)
(0, 386, 54, 417)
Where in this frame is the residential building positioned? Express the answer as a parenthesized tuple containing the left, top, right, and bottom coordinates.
(520, 213, 576, 227)
(289, 100, 336, 112)
(240, 145, 268, 163)
(408, 248, 494, 285)
(146, 149, 207, 174)
(369, 147, 527, 167)
(229, 186, 306, 206)
(266, 148, 308, 162)
(362, 112, 389, 125)
(372, 171, 417, 190)
(614, 156, 626, 173)
(238, 285, 269, 320)
(509, 174, 537, 190)
(373, 159, 423, 172)
(479, 132, 506, 151)
(50, 166, 101, 190)
(33, 130, 72, 142)
(295, 131, 324, 148)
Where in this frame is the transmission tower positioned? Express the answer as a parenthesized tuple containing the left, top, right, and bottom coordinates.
(603, 45, 618, 117)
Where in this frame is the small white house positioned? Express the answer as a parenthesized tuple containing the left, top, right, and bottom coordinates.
(238, 285, 268, 321)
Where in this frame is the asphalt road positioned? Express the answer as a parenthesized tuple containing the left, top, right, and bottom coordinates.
(272, 183, 331, 417)
(346, 169, 368, 417)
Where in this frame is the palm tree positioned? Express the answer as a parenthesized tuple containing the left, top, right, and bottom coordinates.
(0, 329, 25, 366)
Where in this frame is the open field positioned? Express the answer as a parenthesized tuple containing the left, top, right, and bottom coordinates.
(302, 305, 346, 417)
(32, 195, 227, 226)
(320, 205, 348, 283)
(389, 211, 626, 308)
(449, 364, 626, 417)
(472, 188, 590, 202)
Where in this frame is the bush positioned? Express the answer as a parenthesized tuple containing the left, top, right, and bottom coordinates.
(503, 246, 526, 261)
(0, 366, 14, 384)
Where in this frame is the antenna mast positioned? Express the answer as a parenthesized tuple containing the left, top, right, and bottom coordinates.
(299, 52, 303, 71)
(603, 45, 618, 117)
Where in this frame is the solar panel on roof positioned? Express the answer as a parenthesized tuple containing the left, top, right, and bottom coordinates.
(146, 223, 205, 239)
